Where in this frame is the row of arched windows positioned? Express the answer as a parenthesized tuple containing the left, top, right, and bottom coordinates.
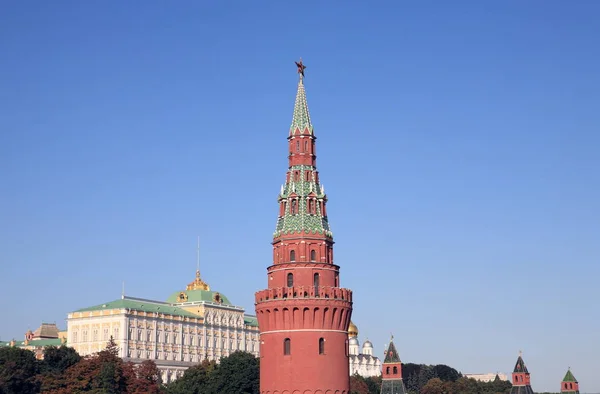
(385, 366, 399, 375)
(292, 140, 313, 154)
(564, 383, 574, 390)
(289, 250, 317, 262)
(281, 198, 321, 216)
(283, 338, 325, 355)
(286, 272, 320, 288)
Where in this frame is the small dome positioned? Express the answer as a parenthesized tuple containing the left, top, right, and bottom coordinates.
(363, 340, 373, 348)
(349, 337, 359, 346)
(348, 321, 358, 338)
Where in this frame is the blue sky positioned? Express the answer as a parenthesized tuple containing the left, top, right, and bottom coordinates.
(1, 1, 599, 391)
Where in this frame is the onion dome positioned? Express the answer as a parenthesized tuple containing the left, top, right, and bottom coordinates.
(362, 339, 373, 349)
(348, 321, 358, 338)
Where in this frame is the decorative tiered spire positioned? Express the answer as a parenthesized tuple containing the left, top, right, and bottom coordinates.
(273, 59, 331, 239)
(561, 368, 580, 393)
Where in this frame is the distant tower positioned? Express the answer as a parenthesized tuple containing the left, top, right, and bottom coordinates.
(255, 60, 353, 393)
(509, 352, 534, 394)
(561, 368, 580, 394)
(380, 336, 407, 394)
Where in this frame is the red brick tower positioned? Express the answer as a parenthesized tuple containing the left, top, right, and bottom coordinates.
(255, 60, 353, 394)
(561, 368, 580, 394)
(509, 352, 534, 394)
(380, 336, 407, 394)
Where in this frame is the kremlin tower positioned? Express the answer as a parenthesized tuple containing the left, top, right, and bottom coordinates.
(380, 336, 407, 394)
(255, 60, 353, 393)
(509, 353, 534, 394)
(561, 369, 580, 394)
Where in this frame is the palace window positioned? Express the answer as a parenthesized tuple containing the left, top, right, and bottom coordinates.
(290, 250, 296, 262)
(93, 329, 98, 341)
(310, 249, 316, 262)
(73, 332, 78, 343)
(103, 328, 109, 341)
(287, 273, 294, 287)
(283, 338, 291, 355)
(319, 338, 325, 355)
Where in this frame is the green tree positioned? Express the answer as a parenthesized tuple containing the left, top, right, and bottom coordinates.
(165, 359, 217, 394)
(433, 365, 459, 382)
(206, 351, 259, 394)
(420, 378, 445, 394)
(365, 375, 382, 394)
(350, 373, 370, 394)
(0, 346, 40, 394)
(41, 345, 81, 374)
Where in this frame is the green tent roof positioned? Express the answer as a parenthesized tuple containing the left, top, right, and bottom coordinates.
(563, 369, 578, 383)
(74, 298, 199, 319)
(384, 340, 401, 363)
(513, 356, 529, 373)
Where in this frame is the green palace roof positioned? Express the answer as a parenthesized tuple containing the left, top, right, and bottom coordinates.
(74, 297, 199, 319)
(166, 289, 232, 306)
(166, 270, 233, 306)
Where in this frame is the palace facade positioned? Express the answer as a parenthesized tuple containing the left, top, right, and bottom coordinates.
(67, 270, 259, 383)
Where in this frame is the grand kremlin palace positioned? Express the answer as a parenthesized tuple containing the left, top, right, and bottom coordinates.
(66, 270, 260, 383)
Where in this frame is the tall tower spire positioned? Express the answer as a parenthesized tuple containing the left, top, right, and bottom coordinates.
(255, 60, 353, 394)
(509, 352, 535, 394)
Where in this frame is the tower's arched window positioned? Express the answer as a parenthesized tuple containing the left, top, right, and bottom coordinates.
(310, 250, 316, 262)
(287, 273, 294, 287)
(284, 338, 291, 355)
(313, 273, 320, 288)
(296, 141, 300, 152)
(319, 338, 325, 355)
(305, 140, 308, 152)
(386, 367, 390, 374)
(290, 250, 296, 262)
(291, 199, 297, 214)
(306, 171, 310, 181)
(393, 366, 398, 374)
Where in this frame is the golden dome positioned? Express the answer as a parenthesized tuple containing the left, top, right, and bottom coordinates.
(186, 270, 210, 291)
(348, 321, 358, 338)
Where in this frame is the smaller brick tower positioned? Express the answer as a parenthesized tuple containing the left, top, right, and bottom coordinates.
(561, 369, 580, 394)
(380, 336, 407, 394)
(509, 352, 534, 394)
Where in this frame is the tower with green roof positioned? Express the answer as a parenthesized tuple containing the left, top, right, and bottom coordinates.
(255, 59, 353, 394)
(380, 336, 407, 394)
(509, 352, 535, 394)
(561, 368, 580, 394)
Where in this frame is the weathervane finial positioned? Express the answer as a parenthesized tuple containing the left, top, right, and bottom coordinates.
(295, 58, 306, 79)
